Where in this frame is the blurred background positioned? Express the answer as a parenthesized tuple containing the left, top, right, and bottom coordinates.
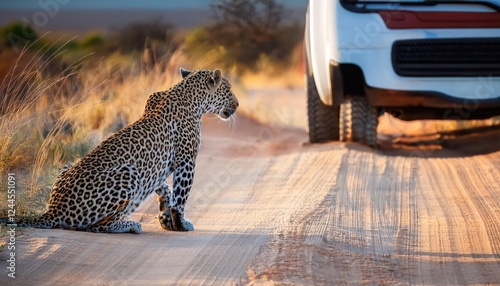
(0, 0, 307, 76)
(0, 0, 307, 216)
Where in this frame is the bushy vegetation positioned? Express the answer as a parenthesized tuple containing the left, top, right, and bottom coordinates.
(185, 0, 303, 73)
(0, 21, 39, 49)
(0, 0, 303, 81)
(108, 20, 176, 53)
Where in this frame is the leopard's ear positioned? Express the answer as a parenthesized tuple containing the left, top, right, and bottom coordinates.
(180, 68, 190, 78)
(207, 69, 222, 92)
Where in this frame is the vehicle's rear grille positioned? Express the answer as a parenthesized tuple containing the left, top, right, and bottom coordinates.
(392, 38, 500, 77)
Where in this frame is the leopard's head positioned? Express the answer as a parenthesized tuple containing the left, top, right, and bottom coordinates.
(180, 68, 239, 120)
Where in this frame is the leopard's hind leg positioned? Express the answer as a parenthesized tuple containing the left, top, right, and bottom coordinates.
(86, 164, 143, 234)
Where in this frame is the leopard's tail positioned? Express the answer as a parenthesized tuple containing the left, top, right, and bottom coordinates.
(0, 214, 57, 229)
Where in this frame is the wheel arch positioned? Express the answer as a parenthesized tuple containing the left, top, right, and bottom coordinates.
(329, 62, 368, 107)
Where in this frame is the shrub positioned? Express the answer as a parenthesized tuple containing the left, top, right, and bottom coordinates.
(185, 0, 303, 73)
(82, 33, 105, 49)
(0, 21, 38, 49)
(108, 20, 176, 53)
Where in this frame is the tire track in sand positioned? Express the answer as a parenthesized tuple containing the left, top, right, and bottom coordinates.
(246, 143, 500, 285)
(415, 155, 500, 285)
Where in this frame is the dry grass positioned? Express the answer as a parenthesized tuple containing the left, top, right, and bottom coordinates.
(240, 43, 304, 89)
(240, 67, 304, 89)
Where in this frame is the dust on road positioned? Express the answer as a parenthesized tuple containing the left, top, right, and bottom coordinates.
(1, 89, 500, 285)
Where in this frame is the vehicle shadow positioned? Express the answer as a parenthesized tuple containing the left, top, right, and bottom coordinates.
(377, 124, 500, 157)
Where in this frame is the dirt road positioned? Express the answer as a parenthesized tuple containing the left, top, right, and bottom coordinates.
(2, 89, 500, 285)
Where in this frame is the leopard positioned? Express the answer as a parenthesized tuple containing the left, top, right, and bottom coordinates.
(3, 68, 238, 233)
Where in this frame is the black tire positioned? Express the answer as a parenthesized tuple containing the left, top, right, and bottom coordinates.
(339, 96, 378, 147)
(307, 74, 340, 143)
(363, 101, 379, 147)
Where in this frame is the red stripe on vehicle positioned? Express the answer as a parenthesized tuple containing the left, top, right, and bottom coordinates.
(378, 10, 500, 29)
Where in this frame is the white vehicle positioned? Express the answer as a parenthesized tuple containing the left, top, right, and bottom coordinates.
(305, 0, 500, 146)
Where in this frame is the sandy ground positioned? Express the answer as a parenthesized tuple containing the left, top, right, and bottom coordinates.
(1, 87, 500, 285)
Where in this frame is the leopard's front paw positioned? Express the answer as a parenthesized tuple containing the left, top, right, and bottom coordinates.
(179, 217, 194, 231)
(170, 207, 194, 231)
(158, 211, 173, 231)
